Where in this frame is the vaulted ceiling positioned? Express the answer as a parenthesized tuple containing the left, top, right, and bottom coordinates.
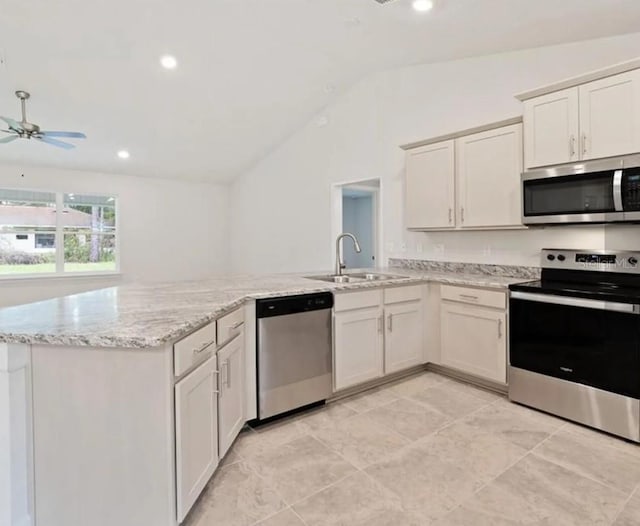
(1, 0, 639, 182)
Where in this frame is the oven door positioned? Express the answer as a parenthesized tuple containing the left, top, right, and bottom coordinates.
(522, 169, 623, 225)
(509, 291, 640, 399)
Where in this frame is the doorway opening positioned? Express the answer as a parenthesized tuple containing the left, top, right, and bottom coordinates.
(332, 179, 381, 270)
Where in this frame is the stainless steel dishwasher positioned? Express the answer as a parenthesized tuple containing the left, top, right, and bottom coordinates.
(256, 292, 333, 420)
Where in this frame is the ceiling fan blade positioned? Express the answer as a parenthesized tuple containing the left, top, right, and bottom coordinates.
(40, 131, 87, 139)
(0, 116, 24, 131)
(0, 135, 19, 144)
(37, 136, 75, 150)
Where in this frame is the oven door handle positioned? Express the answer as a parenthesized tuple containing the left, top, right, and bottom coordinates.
(510, 291, 640, 314)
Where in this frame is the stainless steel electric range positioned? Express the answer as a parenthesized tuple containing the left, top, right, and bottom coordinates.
(509, 249, 640, 442)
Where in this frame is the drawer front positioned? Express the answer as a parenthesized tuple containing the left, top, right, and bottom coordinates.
(334, 289, 382, 312)
(217, 307, 245, 347)
(441, 284, 506, 309)
(174, 322, 217, 377)
(384, 284, 423, 305)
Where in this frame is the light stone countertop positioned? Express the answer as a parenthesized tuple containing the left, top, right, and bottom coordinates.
(0, 268, 531, 349)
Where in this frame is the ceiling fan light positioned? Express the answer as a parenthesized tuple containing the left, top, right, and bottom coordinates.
(117, 150, 130, 159)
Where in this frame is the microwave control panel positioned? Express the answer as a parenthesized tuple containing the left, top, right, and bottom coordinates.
(623, 169, 640, 211)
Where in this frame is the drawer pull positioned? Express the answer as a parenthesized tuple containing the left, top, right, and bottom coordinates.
(459, 294, 479, 301)
(231, 321, 244, 330)
(193, 341, 212, 355)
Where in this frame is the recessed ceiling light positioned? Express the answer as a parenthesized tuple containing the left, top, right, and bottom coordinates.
(412, 0, 434, 12)
(117, 150, 130, 159)
(160, 55, 178, 70)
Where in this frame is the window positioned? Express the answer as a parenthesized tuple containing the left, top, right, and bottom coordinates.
(0, 189, 118, 277)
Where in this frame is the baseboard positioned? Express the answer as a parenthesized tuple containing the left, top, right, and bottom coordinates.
(426, 363, 508, 395)
(328, 365, 428, 402)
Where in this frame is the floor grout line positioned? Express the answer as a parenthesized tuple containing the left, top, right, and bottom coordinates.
(609, 481, 640, 526)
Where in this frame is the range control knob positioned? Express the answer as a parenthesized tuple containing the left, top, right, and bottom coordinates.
(557, 254, 566, 262)
(547, 254, 556, 261)
(629, 257, 638, 266)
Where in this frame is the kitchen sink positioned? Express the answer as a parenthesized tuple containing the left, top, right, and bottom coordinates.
(304, 273, 409, 284)
(304, 275, 359, 283)
(347, 273, 410, 281)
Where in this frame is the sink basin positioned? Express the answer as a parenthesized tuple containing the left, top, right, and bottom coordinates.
(304, 273, 410, 284)
(347, 273, 410, 281)
(304, 275, 359, 283)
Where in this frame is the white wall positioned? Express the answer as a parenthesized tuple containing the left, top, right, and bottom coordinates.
(0, 164, 229, 307)
(230, 33, 640, 273)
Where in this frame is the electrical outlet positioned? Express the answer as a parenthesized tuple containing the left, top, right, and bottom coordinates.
(434, 244, 445, 255)
(386, 242, 395, 252)
(400, 242, 407, 252)
(416, 242, 424, 253)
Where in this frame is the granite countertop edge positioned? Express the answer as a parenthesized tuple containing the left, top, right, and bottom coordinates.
(0, 269, 531, 349)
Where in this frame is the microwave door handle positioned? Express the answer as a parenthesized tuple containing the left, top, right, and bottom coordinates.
(613, 169, 624, 212)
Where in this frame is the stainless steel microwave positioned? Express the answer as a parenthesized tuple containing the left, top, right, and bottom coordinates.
(522, 154, 640, 225)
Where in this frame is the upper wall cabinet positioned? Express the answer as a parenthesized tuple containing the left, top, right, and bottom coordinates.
(522, 68, 640, 169)
(456, 124, 523, 228)
(405, 140, 455, 230)
(523, 88, 579, 168)
(403, 119, 523, 231)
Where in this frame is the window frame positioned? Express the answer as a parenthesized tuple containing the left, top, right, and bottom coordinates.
(0, 187, 120, 280)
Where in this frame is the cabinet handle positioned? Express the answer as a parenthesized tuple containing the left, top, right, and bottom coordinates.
(582, 134, 588, 155)
(226, 359, 232, 389)
(193, 341, 212, 355)
(498, 319, 503, 339)
(569, 135, 576, 157)
(459, 294, 479, 301)
(448, 208, 453, 224)
(387, 314, 393, 332)
(461, 208, 465, 223)
(377, 315, 383, 334)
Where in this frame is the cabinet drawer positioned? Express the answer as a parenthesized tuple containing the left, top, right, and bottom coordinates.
(441, 284, 506, 309)
(174, 322, 217, 377)
(384, 284, 422, 305)
(217, 307, 245, 347)
(334, 289, 382, 312)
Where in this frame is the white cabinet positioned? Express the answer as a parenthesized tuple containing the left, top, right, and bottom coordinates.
(404, 122, 523, 231)
(440, 286, 507, 384)
(175, 355, 219, 522)
(523, 88, 579, 168)
(334, 286, 426, 391)
(384, 300, 424, 374)
(456, 123, 523, 228)
(523, 69, 640, 168)
(405, 140, 455, 229)
(334, 306, 384, 391)
(579, 70, 640, 160)
(217, 333, 245, 458)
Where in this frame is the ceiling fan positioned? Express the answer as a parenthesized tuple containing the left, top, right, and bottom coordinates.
(0, 91, 86, 149)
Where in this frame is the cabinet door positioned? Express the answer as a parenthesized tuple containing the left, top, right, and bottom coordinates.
(218, 333, 245, 458)
(384, 300, 424, 374)
(523, 87, 579, 168)
(579, 70, 640, 160)
(175, 355, 219, 522)
(334, 306, 384, 390)
(456, 123, 523, 228)
(440, 302, 506, 384)
(405, 140, 455, 229)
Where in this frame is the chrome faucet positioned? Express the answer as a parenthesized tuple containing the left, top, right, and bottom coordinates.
(335, 233, 362, 276)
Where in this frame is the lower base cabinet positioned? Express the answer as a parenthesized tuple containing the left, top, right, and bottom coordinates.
(440, 301, 507, 383)
(384, 299, 424, 374)
(217, 333, 245, 458)
(175, 355, 220, 522)
(334, 305, 384, 391)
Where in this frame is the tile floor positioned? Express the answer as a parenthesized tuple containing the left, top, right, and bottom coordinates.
(185, 371, 640, 526)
